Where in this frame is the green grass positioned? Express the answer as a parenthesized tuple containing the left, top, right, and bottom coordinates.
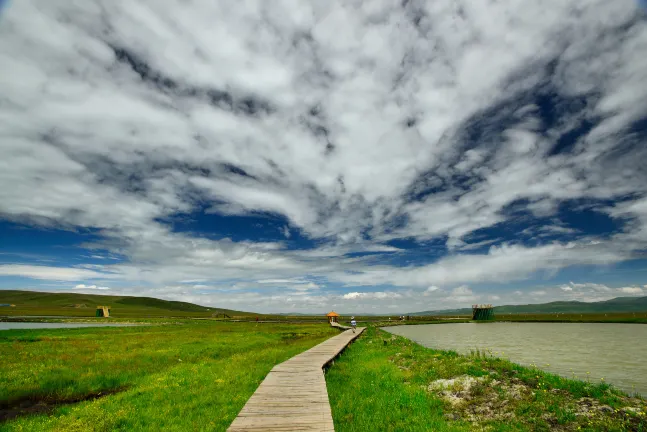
(326, 326, 647, 431)
(0, 321, 338, 431)
(361, 312, 647, 325)
(495, 312, 647, 323)
(411, 296, 647, 316)
(0, 290, 252, 318)
(4, 290, 646, 324)
(3, 319, 647, 431)
(494, 297, 647, 314)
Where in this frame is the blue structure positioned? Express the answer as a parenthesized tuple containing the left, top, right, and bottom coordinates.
(472, 304, 495, 321)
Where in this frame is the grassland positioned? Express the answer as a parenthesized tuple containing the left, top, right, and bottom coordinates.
(4, 290, 647, 325)
(411, 296, 647, 316)
(3, 318, 647, 431)
(0, 320, 338, 431)
(0, 290, 252, 318)
(340, 312, 647, 327)
(494, 312, 647, 323)
(326, 326, 647, 431)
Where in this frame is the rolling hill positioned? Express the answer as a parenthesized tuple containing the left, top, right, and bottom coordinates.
(410, 296, 647, 316)
(0, 290, 252, 318)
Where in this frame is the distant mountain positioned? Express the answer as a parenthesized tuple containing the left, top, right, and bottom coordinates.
(410, 296, 647, 316)
(0, 290, 252, 317)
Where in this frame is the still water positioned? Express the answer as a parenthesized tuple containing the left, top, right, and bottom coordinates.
(384, 323, 647, 396)
(0, 322, 142, 330)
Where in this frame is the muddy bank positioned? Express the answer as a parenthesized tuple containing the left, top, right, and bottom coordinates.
(0, 388, 127, 422)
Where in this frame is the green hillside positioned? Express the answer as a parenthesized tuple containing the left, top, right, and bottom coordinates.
(0, 290, 252, 318)
(410, 296, 647, 316)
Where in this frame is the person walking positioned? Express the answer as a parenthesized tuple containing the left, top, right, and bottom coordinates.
(350, 316, 357, 333)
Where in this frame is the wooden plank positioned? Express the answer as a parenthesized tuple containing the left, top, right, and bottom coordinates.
(227, 327, 363, 432)
(329, 322, 352, 330)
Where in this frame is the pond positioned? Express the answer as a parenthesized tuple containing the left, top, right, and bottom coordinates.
(384, 322, 647, 396)
(0, 322, 143, 331)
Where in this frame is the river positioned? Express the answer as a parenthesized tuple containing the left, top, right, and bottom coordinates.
(0, 322, 144, 330)
(384, 322, 647, 396)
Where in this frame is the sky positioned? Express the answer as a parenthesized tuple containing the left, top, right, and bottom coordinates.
(1, 0, 647, 314)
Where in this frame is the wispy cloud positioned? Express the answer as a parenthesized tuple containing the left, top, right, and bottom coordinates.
(74, 284, 110, 290)
(0, 265, 112, 281)
(0, 1, 646, 312)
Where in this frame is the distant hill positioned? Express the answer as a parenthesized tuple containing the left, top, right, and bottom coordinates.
(410, 296, 647, 316)
(0, 290, 252, 318)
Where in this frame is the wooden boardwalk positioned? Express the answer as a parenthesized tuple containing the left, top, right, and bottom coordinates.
(227, 325, 364, 432)
(329, 321, 352, 330)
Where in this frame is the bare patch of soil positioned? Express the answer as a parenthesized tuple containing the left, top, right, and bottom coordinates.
(0, 388, 126, 422)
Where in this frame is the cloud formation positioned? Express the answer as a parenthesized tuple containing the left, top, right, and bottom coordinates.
(0, 0, 646, 312)
(0, 265, 109, 281)
(74, 284, 110, 290)
(559, 282, 645, 299)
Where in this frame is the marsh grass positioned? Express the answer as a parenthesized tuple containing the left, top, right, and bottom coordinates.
(326, 326, 647, 431)
(0, 321, 337, 431)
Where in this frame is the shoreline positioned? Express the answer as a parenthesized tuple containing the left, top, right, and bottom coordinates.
(326, 325, 647, 431)
(381, 321, 647, 399)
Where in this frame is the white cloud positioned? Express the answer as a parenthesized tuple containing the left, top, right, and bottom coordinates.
(0, 0, 645, 312)
(564, 282, 612, 292)
(74, 284, 110, 290)
(257, 278, 307, 285)
(342, 291, 402, 300)
(452, 285, 472, 296)
(281, 225, 291, 239)
(0, 265, 110, 281)
(617, 287, 643, 295)
(550, 282, 645, 303)
(332, 242, 629, 289)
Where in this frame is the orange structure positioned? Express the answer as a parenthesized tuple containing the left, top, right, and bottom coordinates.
(326, 311, 340, 323)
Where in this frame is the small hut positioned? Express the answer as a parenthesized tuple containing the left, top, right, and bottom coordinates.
(472, 304, 494, 321)
(326, 311, 340, 323)
(96, 306, 110, 317)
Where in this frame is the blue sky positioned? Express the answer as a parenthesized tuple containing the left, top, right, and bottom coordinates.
(1, 0, 646, 313)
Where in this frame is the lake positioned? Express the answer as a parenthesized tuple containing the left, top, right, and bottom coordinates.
(384, 322, 647, 396)
(0, 322, 143, 331)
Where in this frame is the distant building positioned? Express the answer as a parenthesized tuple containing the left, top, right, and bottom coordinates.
(96, 306, 110, 317)
(326, 311, 340, 323)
